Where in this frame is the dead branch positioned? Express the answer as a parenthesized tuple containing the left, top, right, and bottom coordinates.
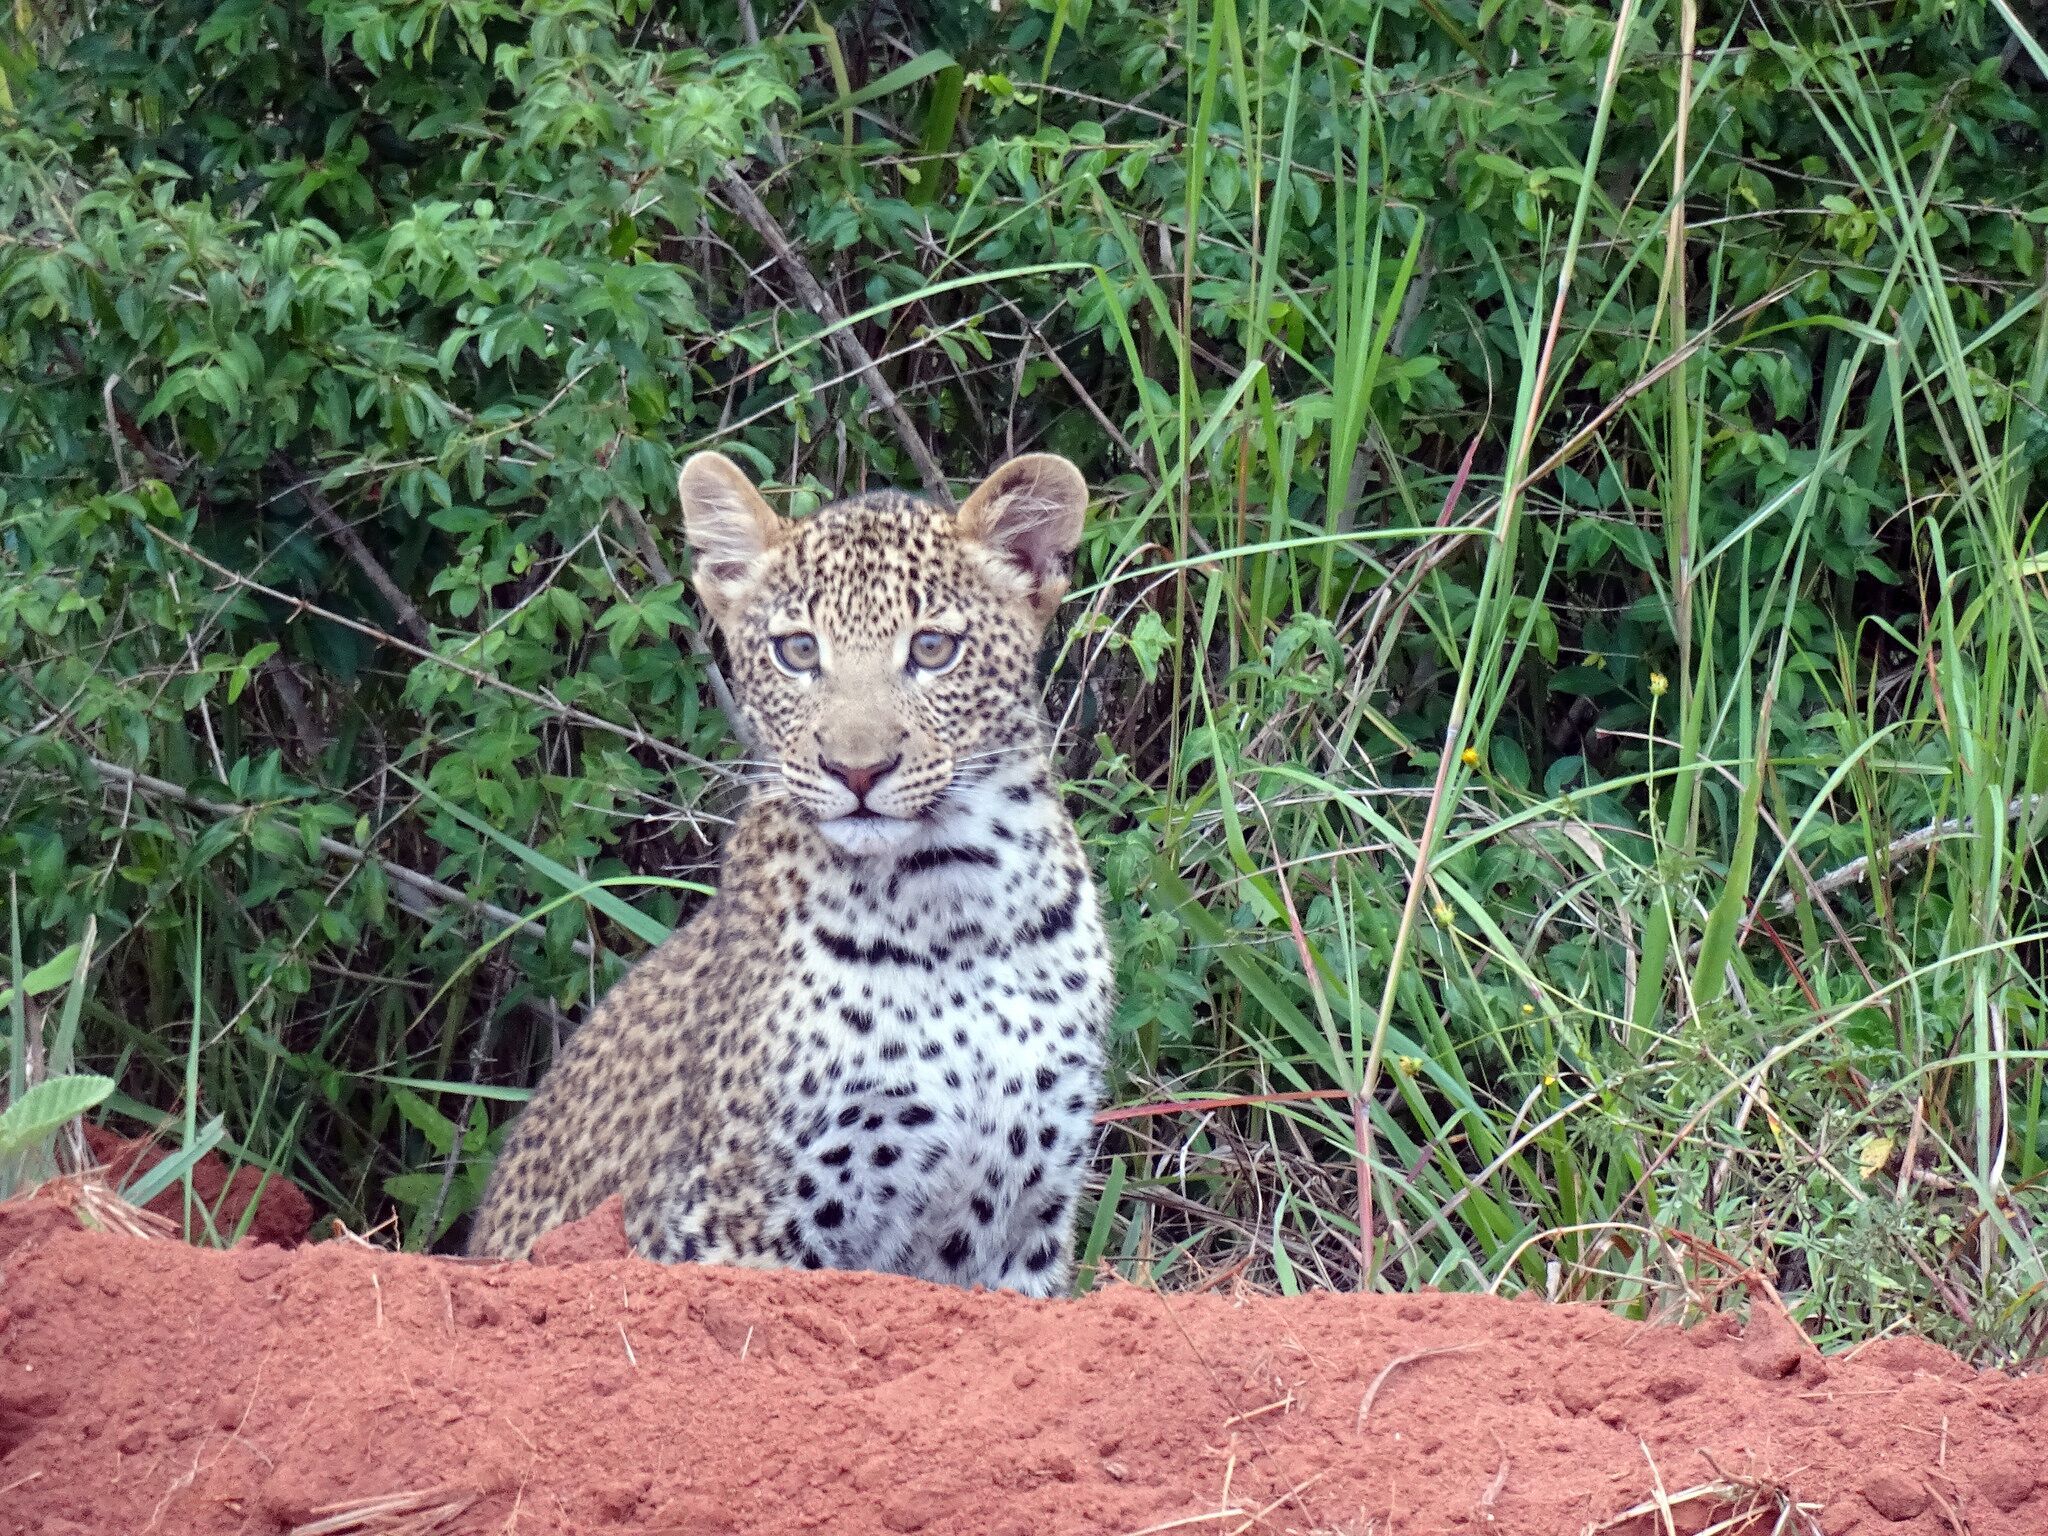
(717, 167, 954, 505)
(270, 456, 433, 646)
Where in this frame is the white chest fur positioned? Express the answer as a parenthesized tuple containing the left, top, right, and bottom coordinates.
(763, 774, 1110, 1295)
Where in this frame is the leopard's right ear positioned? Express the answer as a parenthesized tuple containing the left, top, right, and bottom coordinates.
(678, 452, 784, 626)
(955, 453, 1088, 624)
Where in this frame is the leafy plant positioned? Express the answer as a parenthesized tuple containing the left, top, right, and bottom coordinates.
(2, 919, 113, 1195)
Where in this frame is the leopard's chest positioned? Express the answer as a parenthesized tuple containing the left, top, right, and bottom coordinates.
(769, 853, 1110, 1289)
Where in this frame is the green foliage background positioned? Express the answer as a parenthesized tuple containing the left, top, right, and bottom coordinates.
(6, 0, 2048, 1356)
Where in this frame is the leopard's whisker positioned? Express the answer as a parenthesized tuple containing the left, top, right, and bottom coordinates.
(952, 744, 1034, 766)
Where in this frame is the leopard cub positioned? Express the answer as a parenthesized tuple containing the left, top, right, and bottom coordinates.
(467, 452, 1113, 1296)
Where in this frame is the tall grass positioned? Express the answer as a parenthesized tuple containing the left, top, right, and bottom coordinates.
(1055, 4, 2048, 1359)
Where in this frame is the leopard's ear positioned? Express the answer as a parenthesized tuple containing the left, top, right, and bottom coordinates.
(954, 454, 1088, 623)
(678, 452, 784, 626)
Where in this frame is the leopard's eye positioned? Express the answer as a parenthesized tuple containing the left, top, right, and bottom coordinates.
(772, 632, 820, 673)
(909, 630, 961, 672)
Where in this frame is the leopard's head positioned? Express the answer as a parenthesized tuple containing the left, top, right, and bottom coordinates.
(677, 452, 1088, 856)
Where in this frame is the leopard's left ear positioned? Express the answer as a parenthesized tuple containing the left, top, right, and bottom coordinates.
(955, 454, 1088, 623)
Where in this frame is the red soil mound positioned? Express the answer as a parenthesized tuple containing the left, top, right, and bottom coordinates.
(2, 1191, 2042, 1536)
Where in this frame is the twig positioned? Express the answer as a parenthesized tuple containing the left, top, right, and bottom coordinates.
(420, 968, 508, 1240)
(287, 1485, 475, 1535)
(263, 659, 328, 763)
(1355, 1344, 1480, 1432)
(1582, 1483, 1737, 1536)
(1220, 1393, 1294, 1427)
(271, 456, 433, 645)
(103, 375, 132, 490)
(1769, 793, 2045, 914)
(601, 482, 739, 723)
(75, 754, 597, 959)
(1478, 1432, 1510, 1525)
(138, 523, 720, 772)
(717, 167, 953, 505)
(1638, 1439, 1677, 1536)
(1895, 1093, 1925, 1203)
(736, 0, 788, 167)
(1119, 1511, 1249, 1536)
(61, 1174, 178, 1240)
(1222, 1470, 1328, 1536)
(992, 292, 1153, 481)
(53, 340, 183, 482)
(1583, 1469, 1825, 1536)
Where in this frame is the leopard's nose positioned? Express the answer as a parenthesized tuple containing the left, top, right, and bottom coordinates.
(820, 755, 901, 801)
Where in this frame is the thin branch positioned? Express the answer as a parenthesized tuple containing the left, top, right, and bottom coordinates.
(717, 167, 954, 505)
(270, 456, 432, 646)
(77, 755, 597, 960)
(138, 524, 725, 774)
(992, 292, 1154, 482)
(102, 376, 132, 490)
(1768, 792, 2046, 915)
(263, 659, 326, 764)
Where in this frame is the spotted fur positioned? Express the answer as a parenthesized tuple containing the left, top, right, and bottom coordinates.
(466, 454, 1113, 1297)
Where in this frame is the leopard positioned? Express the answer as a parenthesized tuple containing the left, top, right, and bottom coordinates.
(465, 450, 1113, 1298)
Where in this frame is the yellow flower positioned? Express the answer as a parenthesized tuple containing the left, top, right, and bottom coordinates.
(1649, 671, 1669, 697)
(1521, 1003, 1534, 1016)
(1397, 1055, 1424, 1077)
(1543, 1073, 1558, 1088)
(1432, 900, 1455, 925)
(1460, 746, 1481, 768)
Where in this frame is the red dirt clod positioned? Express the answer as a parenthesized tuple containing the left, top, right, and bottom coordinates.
(1644, 1371, 1699, 1403)
(0, 1198, 74, 1272)
(0, 1382, 62, 1460)
(1557, 1376, 1606, 1415)
(1737, 1305, 1811, 1381)
(528, 1192, 635, 1264)
(1978, 1459, 2039, 1512)
(6, 1192, 2046, 1536)
(81, 1123, 313, 1246)
(1860, 1465, 1932, 1521)
(1859, 1334, 1976, 1381)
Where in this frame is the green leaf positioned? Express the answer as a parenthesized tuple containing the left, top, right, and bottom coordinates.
(392, 1087, 459, 1156)
(797, 49, 956, 127)
(1073, 1153, 1126, 1292)
(20, 943, 81, 997)
(1126, 610, 1173, 684)
(368, 1074, 533, 1104)
(0, 1074, 115, 1156)
(120, 1115, 227, 1208)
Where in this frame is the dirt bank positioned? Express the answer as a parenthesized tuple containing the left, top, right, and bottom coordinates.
(1, 1191, 2041, 1535)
